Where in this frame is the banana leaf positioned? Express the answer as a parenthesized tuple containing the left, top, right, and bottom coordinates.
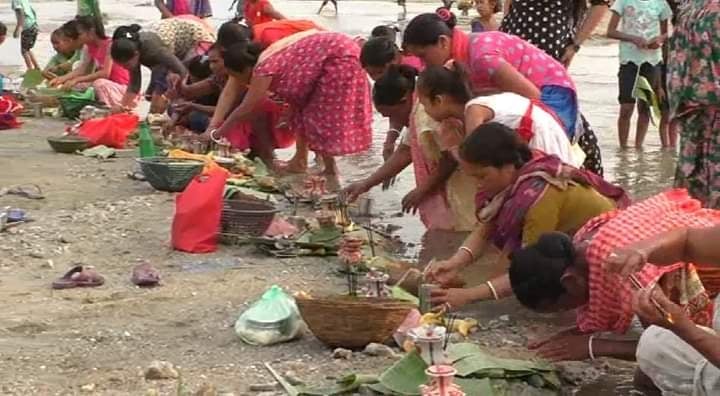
(298, 374, 378, 395)
(306, 227, 343, 244)
(378, 351, 427, 395)
(21, 69, 44, 89)
(447, 342, 484, 362)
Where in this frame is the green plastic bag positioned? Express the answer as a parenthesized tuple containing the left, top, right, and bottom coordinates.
(59, 88, 97, 119)
(234, 285, 305, 346)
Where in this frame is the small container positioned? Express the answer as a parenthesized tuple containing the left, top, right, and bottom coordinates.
(419, 283, 439, 314)
(356, 197, 374, 217)
(32, 103, 43, 118)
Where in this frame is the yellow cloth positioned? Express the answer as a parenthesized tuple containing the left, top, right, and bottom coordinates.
(522, 185, 616, 246)
(168, 149, 230, 175)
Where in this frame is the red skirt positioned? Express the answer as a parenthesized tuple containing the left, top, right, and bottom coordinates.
(225, 98, 295, 150)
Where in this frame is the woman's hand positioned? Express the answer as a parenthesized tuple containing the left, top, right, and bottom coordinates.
(430, 288, 474, 311)
(426, 258, 465, 287)
(631, 36, 649, 49)
(61, 79, 77, 91)
(341, 180, 371, 203)
(604, 248, 649, 278)
(402, 187, 429, 214)
(632, 285, 689, 331)
(49, 76, 67, 88)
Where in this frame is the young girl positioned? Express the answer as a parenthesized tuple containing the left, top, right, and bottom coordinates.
(607, 0, 672, 148)
(417, 65, 581, 167)
(343, 65, 477, 231)
(243, 0, 285, 27)
(43, 27, 82, 80)
(50, 17, 133, 109)
(470, 0, 500, 33)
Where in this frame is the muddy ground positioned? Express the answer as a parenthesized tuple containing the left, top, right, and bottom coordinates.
(0, 119, 640, 396)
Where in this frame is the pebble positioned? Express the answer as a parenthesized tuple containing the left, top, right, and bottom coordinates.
(42, 260, 54, 269)
(144, 360, 179, 380)
(499, 315, 510, 322)
(331, 348, 353, 360)
(28, 251, 44, 259)
(362, 343, 396, 358)
(80, 384, 96, 393)
(249, 383, 279, 392)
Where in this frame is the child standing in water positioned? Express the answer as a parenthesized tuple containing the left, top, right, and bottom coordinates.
(607, 0, 672, 149)
(470, 0, 500, 33)
(11, 0, 39, 70)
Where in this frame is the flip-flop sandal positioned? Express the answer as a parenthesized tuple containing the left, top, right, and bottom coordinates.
(52, 265, 105, 290)
(6, 184, 44, 200)
(130, 262, 160, 287)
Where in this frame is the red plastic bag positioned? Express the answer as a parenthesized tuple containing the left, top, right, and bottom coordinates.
(171, 169, 228, 253)
(0, 95, 23, 130)
(78, 113, 139, 148)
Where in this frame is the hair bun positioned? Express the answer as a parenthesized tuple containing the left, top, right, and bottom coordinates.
(435, 7, 457, 29)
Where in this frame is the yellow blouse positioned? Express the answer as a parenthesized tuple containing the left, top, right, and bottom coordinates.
(522, 184, 616, 247)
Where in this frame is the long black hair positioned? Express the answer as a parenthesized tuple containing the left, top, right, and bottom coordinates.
(75, 15, 106, 39)
(111, 24, 142, 63)
(222, 40, 262, 73)
(403, 8, 455, 47)
(417, 65, 471, 104)
(459, 122, 532, 168)
(509, 232, 575, 310)
(372, 64, 417, 107)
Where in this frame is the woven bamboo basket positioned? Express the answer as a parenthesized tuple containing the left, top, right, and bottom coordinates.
(296, 295, 414, 349)
(220, 193, 278, 244)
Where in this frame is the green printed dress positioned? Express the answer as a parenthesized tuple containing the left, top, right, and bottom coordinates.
(668, 0, 720, 208)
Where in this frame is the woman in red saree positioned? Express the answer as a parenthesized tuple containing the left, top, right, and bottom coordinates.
(508, 189, 717, 361)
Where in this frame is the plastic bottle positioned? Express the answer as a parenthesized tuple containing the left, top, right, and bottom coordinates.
(138, 121, 156, 158)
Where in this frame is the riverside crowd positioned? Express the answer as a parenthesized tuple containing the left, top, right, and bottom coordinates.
(2, 0, 720, 393)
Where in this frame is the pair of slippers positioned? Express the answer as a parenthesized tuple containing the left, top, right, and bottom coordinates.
(51, 263, 161, 290)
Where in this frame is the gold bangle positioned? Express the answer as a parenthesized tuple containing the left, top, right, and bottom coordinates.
(486, 280, 499, 300)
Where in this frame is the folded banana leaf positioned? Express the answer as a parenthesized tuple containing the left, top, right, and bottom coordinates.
(378, 351, 427, 395)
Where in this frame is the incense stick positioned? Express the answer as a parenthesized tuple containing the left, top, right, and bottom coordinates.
(628, 274, 674, 324)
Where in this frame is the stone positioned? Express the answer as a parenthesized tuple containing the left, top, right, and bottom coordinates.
(144, 360, 179, 380)
(194, 383, 218, 396)
(331, 348, 353, 360)
(28, 251, 44, 259)
(42, 260, 54, 269)
(499, 315, 510, 322)
(80, 383, 96, 392)
(362, 343, 396, 358)
(248, 384, 279, 392)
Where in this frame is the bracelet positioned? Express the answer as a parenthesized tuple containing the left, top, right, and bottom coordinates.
(588, 334, 596, 360)
(458, 246, 475, 262)
(486, 280, 499, 300)
(209, 128, 222, 144)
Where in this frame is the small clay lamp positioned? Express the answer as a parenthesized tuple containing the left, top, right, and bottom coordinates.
(409, 324, 448, 366)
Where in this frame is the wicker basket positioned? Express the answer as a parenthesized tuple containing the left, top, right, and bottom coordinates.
(296, 295, 414, 349)
(137, 157, 204, 193)
(47, 136, 90, 153)
(220, 193, 278, 243)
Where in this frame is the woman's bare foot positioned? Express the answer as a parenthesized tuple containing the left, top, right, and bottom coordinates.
(276, 158, 308, 174)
